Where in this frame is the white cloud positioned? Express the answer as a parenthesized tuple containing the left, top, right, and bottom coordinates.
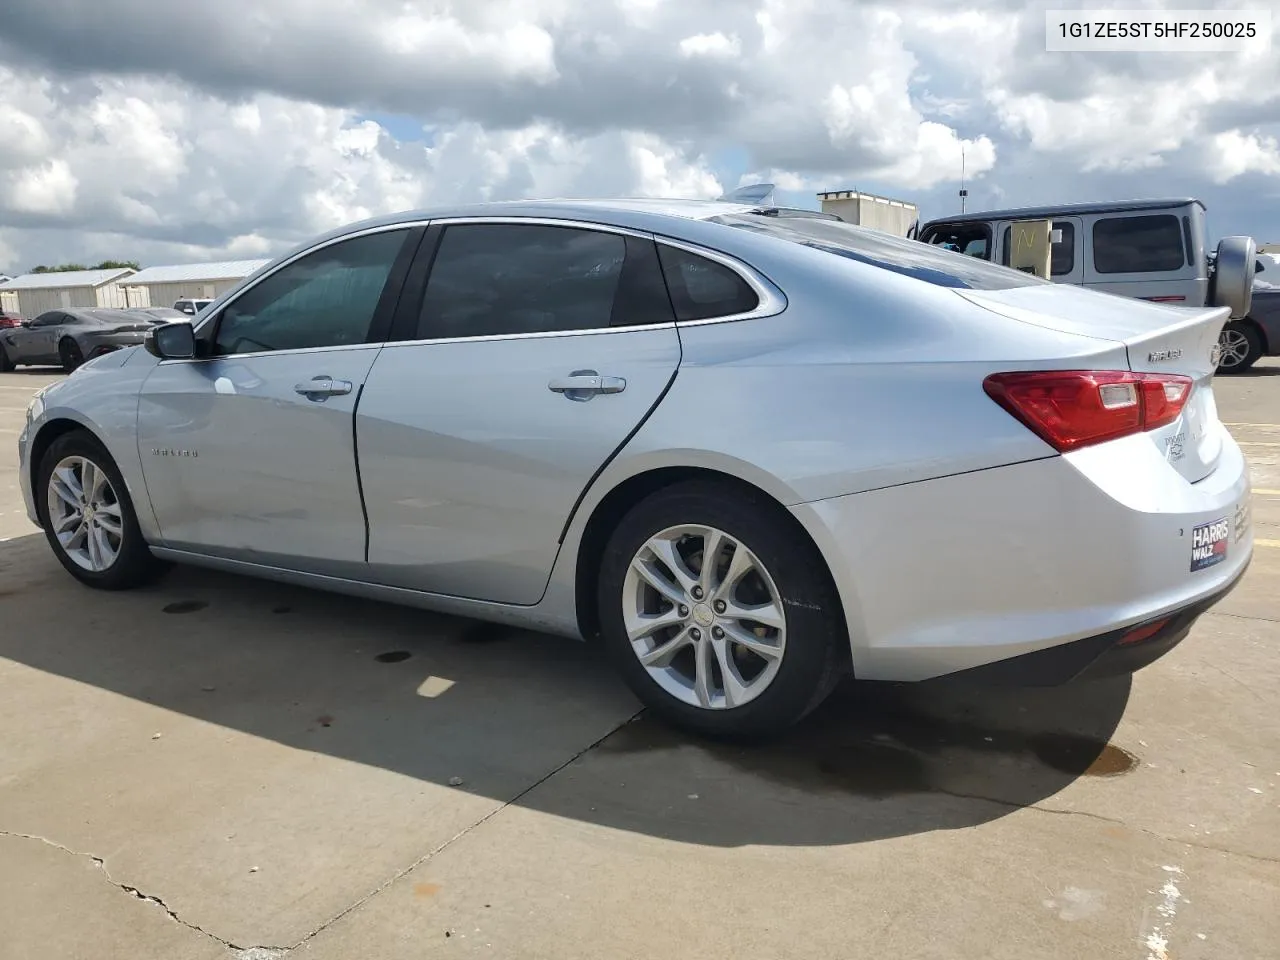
(0, 0, 1277, 269)
(1208, 130, 1280, 183)
(678, 32, 741, 59)
(7, 160, 78, 215)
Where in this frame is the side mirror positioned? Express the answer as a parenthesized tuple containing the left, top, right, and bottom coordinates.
(145, 321, 197, 360)
(19, 320, 31, 328)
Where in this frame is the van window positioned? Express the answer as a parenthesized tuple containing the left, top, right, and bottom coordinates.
(714, 214, 1046, 290)
(921, 223, 991, 260)
(1001, 222, 1075, 276)
(1092, 214, 1185, 274)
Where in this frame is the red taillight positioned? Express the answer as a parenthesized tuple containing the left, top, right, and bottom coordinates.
(983, 370, 1193, 452)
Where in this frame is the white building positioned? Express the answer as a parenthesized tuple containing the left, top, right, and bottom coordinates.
(0, 268, 135, 318)
(122, 259, 271, 309)
(816, 190, 919, 236)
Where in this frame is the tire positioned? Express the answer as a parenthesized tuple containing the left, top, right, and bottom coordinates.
(597, 479, 848, 740)
(59, 338, 84, 372)
(0, 344, 13, 372)
(36, 430, 167, 590)
(1217, 321, 1262, 374)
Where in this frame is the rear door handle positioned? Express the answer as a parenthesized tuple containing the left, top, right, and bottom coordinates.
(548, 371, 626, 400)
(294, 376, 353, 401)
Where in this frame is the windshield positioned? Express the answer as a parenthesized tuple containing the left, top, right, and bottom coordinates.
(712, 212, 1049, 290)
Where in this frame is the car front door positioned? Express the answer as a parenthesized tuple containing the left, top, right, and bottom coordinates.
(135, 225, 422, 575)
(357, 220, 686, 605)
(8, 312, 65, 364)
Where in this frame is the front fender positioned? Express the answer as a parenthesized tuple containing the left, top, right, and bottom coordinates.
(21, 356, 161, 542)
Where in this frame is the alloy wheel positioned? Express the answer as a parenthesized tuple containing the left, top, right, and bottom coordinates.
(46, 455, 124, 572)
(622, 524, 787, 710)
(1217, 328, 1251, 371)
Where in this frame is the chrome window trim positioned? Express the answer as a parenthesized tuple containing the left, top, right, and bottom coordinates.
(650, 234, 788, 326)
(381, 216, 787, 350)
(188, 220, 431, 341)
(170, 214, 788, 361)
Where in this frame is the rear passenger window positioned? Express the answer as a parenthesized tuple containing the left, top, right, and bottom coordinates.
(656, 245, 759, 321)
(1001, 222, 1075, 276)
(418, 224, 651, 339)
(1093, 215, 1185, 274)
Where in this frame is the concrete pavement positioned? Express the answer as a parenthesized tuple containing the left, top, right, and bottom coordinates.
(1, 362, 1277, 959)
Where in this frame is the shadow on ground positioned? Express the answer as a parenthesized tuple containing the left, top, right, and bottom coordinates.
(0, 533, 1133, 848)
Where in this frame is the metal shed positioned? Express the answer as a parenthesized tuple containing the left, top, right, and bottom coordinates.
(0, 268, 135, 318)
(123, 259, 272, 309)
(816, 190, 919, 237)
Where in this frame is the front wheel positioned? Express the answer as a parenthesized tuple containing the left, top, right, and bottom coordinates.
(0, 344, 13, 372)
(1217, 322, 1262, 374)
(596, 480, 848, 740)
(37, 431, 167, 589)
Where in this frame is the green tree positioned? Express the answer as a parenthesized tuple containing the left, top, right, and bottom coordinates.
(29, 260, 140, 273)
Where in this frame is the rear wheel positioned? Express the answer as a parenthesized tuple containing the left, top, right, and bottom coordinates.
(59, 338, 84, 372)
(596, 480, 848, 740)
(37, 430, 167, 590)
(1217, 321, 1262, 374)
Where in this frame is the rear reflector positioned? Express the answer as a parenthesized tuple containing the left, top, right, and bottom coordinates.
(983, 370, 1193, 452)
(1118, 618, 1170, 646)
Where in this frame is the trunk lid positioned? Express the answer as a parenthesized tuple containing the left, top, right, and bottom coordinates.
(957, 284, 1230, 484)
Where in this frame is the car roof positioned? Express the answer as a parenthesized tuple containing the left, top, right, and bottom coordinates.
(922, 197, 1205, 227)
(297, 198, 763, 247)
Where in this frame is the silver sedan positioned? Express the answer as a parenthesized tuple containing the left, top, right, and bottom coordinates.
(17, 199, 1255, 738)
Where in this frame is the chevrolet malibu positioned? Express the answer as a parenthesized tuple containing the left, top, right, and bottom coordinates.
(17, 199, 1255, 738)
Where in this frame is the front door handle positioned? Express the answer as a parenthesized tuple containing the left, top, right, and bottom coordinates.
(548, 371, 626, 400)
(294, 376, 353, 401)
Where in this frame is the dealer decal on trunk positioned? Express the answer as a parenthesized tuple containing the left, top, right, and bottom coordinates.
(1190, 517, 1230, 572)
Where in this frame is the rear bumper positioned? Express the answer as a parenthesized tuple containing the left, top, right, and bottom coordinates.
(791, 425, 1254, 683)
(929, 558, 1249, 686)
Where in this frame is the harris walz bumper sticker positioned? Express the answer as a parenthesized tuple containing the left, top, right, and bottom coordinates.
(1190, 517, 1230, 572)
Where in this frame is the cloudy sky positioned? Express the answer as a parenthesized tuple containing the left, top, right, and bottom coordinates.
(0, 0, 1277, 274)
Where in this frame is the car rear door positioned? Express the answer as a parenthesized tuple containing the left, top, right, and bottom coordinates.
(356, 219, 683, 605)
(135, 225, 422, 575)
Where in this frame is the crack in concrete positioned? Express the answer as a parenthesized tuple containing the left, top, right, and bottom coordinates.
(0, 830, 286, 956)
(285, 707, 649, 952)
(907, 791, 1280, 867)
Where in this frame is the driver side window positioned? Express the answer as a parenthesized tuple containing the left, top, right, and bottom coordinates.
(213, 229, 409, 356)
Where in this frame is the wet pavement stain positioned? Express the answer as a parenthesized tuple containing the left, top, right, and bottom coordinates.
(1029, 734, 1139, 777)
(598, 680, 1138, 801)
(375, 650, 412, 663)
(162, 600, 208, 614)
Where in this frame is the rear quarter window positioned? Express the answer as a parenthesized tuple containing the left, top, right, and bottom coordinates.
(1092, 214, 1186, 274)
(714, 213, 1047, 290)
